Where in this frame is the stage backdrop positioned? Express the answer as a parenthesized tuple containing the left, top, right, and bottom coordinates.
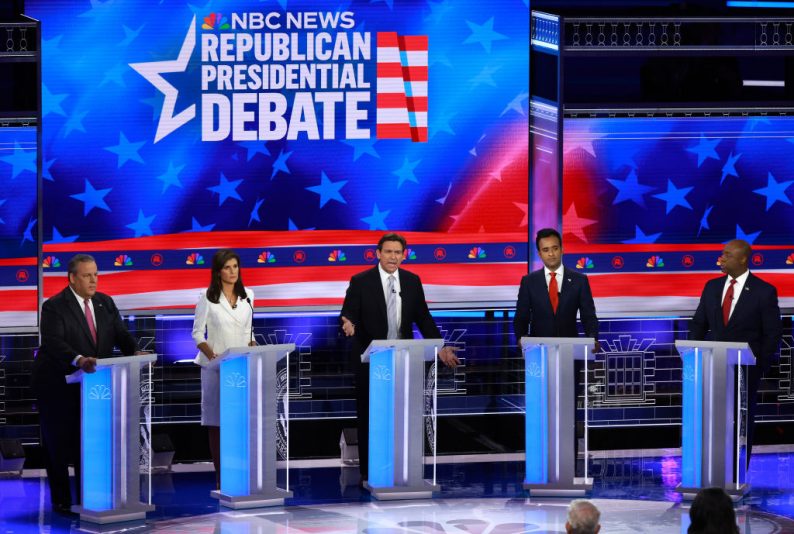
(26, 0, 530, 311)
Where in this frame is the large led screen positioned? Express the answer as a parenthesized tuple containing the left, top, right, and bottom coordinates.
(29, 0, 530, 310)
(563, 116, 794, 313)
(0, 127, 37, 327)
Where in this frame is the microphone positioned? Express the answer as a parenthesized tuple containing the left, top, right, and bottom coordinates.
(246, 297, 255, 345)
(391, 288, 397, 294)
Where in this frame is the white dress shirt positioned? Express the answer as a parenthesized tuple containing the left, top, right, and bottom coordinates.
(378, 264, 402, 332)
(69, 285, 95, 366)
(544, 265, 565, 293)
(721, 269, 749, 321)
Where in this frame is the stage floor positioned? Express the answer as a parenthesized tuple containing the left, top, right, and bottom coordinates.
(3, 450, 794, 533)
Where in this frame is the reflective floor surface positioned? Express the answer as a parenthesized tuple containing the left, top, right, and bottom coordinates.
(4, 452, 794, 533)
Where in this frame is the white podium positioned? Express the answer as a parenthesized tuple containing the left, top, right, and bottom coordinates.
(521, 337, 595, 497)
(361, 339, 443, 500)
(66, 354, 157, 524)
(209, 344, 295, 509)
(675, 340, 754, 500)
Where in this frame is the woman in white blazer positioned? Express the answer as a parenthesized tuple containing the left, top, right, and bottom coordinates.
(192, 249, 255, 489)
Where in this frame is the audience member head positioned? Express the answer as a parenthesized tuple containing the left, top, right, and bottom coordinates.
(688, 487, 739, 534)
(566, 499, 601, 534)
(206, 249, 246, 303)
(67, 254, 98, 300)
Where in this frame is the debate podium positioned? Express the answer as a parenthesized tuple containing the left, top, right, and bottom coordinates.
(675, 340, 754, 500)
(362, 339, 443, 500)
(521, 337, 595, 497)
(66, 354, 157, 524)
(209, 344, 294, 509)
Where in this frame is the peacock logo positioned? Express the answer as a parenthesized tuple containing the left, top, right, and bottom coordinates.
(42, 255, 61, 268)
(186, 252, 205, 265)
(576, 257, 594, 269)
(404, 248, 417, 261)
(258, 251, 276, 264)
(467, 246, 486, 259)
(114, 254, 133, 267)
(646, 255, 665, 268)
(202, 13, 230, 30)
(328, 249, 347, 262)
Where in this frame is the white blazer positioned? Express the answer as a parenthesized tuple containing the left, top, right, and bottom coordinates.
(192, 287, 254, 364)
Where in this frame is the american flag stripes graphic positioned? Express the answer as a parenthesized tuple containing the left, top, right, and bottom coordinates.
(376, 32, 428, 142)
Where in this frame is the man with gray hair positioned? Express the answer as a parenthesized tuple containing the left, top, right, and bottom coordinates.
(566, 499, 601, 534)
(31, 254, 144, 515)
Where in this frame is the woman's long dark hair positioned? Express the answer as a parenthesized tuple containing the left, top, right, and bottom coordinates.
(206, 249, 247, 304)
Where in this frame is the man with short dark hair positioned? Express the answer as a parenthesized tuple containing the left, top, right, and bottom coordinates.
(32, 254, 143, 514)
(340, 233, 458, 481)
(566, 499, 601, 534)
(514, 228, 599, 346)
(690, 239, 782, 462)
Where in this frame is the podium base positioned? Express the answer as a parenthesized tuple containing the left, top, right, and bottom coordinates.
(524, 477, 593, 497)
(676, 483, 750, 502)
(212, 488, 293, 509)
(364, 480, 440, 501)
(72, 503, 155, 524)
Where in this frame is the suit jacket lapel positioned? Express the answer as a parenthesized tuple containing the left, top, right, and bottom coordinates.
(66, 288, 96, 348)
(534, 270, 555, 316)
(370, 267, 387, 326)
(218, 295, 243, 324)
(727, 274, 752, 328)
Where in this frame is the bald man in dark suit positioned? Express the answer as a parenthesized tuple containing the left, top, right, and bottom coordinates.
(690, 239, 782, 462)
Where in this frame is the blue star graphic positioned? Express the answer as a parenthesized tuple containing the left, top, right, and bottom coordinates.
(306, 171, 348, 208)
(271, 150, 293, 179)
(734, 224, 761, 244)
(426, 0, 452, 23)
(686, 134, 721, 168)
(470, 65, 501, 88)
(238, 141, 270, 162)
(622, 225, 662, 244)
(207, 173, 243, 206)
(42, 84, 68, 117)
(101, 63, 128, 87)
(126, 209, 156, 238)
(653, 179, 694, 214)
(42, 159, 56, 182)
(501, 91, 529, 116)
(187, 217, 215, 232)
(0, 142, 37, 179)
(118, 24, 143, 47)
(392, 158, 421, 188)
(47, 227, 79, 244)
(342, 139, 380, 161)
(463, 17, 508, 53)
(697, 205, 713, 237)
(20, 217, 37, 246)
(104, 132, 145, 168)
(370, 0, 394, 9)
(70, 179, 112, 215)
(156, 161, 185, 193)
(753, 171, 793, 211)
(141, 94, 164, 122)
(64, 109, 89, 138)
(429, 110, 456, 139)
(720, 152, 742, 185)
(361, 203, 391, 230)
(606, 169, 654, 207)
(249, 198, 265, 227)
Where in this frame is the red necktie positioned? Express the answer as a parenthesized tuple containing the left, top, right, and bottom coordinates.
(549, 272, 559, 314)
(84, 298, 97, 344)
(722, 279, 736, 326)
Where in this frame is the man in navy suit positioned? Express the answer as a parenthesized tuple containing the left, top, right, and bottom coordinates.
(31, 254, 142, 514)
(690, 239, 782, 462)
(340, 233, 458, 481)
(514, 228, 599, 347)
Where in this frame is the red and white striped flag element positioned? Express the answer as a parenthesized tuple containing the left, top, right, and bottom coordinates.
(376, 32, 428, 142)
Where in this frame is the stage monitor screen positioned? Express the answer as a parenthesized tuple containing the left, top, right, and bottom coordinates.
(28, 0, 530, 311)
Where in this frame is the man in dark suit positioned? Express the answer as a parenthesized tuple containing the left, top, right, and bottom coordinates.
(690, 239, 782, 462)
(340, 233, 458, 481)
(514, 228, 599, 345)
(31, 254, 142, 514)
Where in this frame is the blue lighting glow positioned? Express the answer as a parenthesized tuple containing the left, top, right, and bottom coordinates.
(524, 344, 548, 484)
(220, 356, 250, 496)
(82, 367, 113, 511)
(368, 349, 395, 488)
(727, 1, 794, 7)
(680, 348, 702, 489)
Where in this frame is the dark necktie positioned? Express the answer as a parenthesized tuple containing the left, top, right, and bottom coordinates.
(549, 272, 559, 314)
(84, 298, 97, 344)
(722, 278, 736, 326)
